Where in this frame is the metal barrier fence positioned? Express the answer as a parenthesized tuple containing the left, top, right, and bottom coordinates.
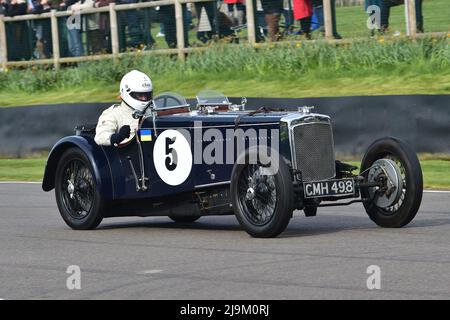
(0, 0, 447, 70)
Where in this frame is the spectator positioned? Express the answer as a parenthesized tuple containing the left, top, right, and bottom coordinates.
(56, 0, 70, 58)
(283, 0, 294, 33)
(312, 0, 341, 39)
(261, 0, 283, 41)
(293, 0, 313, 39)
(195, 0, 216, 43)
(141, 0, 156, 49)
(30, 0, 52, 59)
(225, 0, 244, 27)
(158, 4, 189, 49)
(2, 0, 32, 61)
(91, 0, 114, 54)
(117, 0, 143, 51)
(217, 8, 234, 40)
(60, 0, 85, 57)
(76, 0, 103, 55)
(252, 0, 267, 42)
(380, 0, 423, 33)
(68, 0, 113, 55)
(365, 0, 382, 36)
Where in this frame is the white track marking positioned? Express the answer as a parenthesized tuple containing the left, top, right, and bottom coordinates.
(0, 181, 40, 184)
(138, 270, 163, 275)
(424, 190, 450, 194)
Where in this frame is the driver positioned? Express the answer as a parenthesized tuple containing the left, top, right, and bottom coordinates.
(95, 70, 153, 146)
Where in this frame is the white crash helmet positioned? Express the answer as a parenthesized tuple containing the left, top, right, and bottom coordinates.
(120, 70, 153, 113)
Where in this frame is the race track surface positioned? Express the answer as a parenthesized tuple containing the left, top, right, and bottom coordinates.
(0, 183, 449, 300)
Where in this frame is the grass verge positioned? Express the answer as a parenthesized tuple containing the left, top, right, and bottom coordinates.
(0, 37, 448, 107)
(1, 158, 449, 190)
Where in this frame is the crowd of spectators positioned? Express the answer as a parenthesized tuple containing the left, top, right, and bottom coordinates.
(0, 0, 425, 62)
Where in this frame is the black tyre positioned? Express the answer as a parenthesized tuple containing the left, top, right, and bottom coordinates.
(169, 216, 200, 223)
(231, 148, 294, 238)
(360, 137, 423, 228)
(55, 148, 104, 230)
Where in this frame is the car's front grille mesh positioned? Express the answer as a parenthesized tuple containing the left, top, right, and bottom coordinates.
(292, 122, 335, 182)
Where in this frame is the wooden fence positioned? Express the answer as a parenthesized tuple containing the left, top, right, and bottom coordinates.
(335, 0, 364, 7)
(0, 0, 433, 71)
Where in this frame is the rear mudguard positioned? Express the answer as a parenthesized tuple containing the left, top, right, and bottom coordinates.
(42, 135, 114, 200)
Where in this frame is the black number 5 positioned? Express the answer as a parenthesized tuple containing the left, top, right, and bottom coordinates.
(165, 137, 177, 171)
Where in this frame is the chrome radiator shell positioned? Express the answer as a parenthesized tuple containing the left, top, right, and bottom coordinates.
(281, 114, 336, 182)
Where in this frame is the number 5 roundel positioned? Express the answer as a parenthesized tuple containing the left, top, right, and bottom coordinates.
(153, 129, 193, 186)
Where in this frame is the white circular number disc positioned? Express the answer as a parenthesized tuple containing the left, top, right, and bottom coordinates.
(153, 129, 192, 186)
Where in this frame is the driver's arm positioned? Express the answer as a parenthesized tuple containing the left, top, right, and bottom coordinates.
(94, 110, 118, 146)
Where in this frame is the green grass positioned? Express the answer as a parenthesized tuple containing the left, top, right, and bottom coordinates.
(158, 0, 450, 48)
(335, 0, 450, 38)
(1, 158, 449, 189)
(0, 158, 47, 182)
(420, 160, 450, 190)
(0, 37, 449, 107)
(1, 72, 448, 107)
(348, 160, 450, 190)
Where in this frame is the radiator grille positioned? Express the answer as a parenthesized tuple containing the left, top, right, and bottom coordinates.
(292, 122, 336, 182)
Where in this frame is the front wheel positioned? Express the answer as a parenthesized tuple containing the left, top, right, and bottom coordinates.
(55, 148, 104, 230)
(360, 137, 423, 228)
(231, 148, 294, 238)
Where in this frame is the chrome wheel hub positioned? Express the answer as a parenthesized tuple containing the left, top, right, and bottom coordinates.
(238, 164, 278, 226)
(67, 180, 75, 199)
(246, 187, 256, 200)
(368, 159, 403, 208)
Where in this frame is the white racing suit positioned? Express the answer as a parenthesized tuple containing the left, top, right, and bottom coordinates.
(94, 102, 140, 146)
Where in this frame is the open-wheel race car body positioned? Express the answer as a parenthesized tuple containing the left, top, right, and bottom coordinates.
(42, 91, 423, 237)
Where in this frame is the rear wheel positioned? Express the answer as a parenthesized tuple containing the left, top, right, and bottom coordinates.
(231, 148, 294, 238)
(55, 148, 104, 230)
(361, 137, 423, 228)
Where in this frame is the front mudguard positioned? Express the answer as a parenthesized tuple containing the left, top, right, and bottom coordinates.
(42, 135, 114, 201)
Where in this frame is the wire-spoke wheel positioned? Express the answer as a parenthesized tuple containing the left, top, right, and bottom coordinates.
(231, 148, 294, 238)
(55, 148, 104, 230)
(361, 137, 423, 228)
(61, 159, 94, 220)
(237, 164, 278, 226)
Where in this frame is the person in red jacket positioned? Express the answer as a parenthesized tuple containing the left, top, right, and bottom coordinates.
(293, 0, 313, 39)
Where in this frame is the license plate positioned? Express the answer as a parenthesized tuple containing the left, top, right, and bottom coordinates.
(303, 179, 355, 199)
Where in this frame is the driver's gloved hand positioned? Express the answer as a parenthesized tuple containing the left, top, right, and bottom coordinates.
(110, 125, 131, 146)
(119, 125, 131, 138)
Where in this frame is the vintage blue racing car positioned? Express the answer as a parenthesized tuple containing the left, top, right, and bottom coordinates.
(42, 91, 423, 237)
